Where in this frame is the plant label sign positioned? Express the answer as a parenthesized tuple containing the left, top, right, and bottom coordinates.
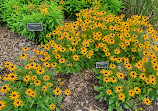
(27, 23, 43, 31)
(96, 61, 109, 68)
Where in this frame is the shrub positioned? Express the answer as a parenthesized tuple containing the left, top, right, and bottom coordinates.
(61, 0, 92, 20)
(0, 0, 64, 44)
(44, 6, 157, 110)
(97, 0, 124, 15)
(0, 47, 71, 111)
(120, 0, 158, 29)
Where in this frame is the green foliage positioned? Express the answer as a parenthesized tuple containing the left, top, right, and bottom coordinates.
(120, 0, 158, 29)
(62, 0, 92, 20)
(98, 0, 124, 15)
(0, 49, 71, 110)
(0, 0, 64, 44)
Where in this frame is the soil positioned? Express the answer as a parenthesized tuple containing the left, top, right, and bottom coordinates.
(0, 23, 158, 111)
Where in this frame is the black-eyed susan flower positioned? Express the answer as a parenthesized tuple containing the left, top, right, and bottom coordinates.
(9, 91, 20, 100)
(110, 76, 117, 83)
(115, 85, 122, 93)
(0, 84, 10, 93)
(20, 53, 28, 60)
(8, 64, 17, 71)
(0, 101, 6, 110)
(23, 75, 30, 82)
(128, 90, 135, 96)
(25, 88, 33, 96)
(59, 58, 66, 63)
(47, 82, 52, 87)
(73, 55, 79, 61)
(22, 47, 30, 51)
(53, 88, 62, 96)
(129, 71, 138, 78)
(8, 73, 18, 81)
(118, 93, 125, 101)
(134, 87, 141, 94)
(49, 103, 55, 110)
(42, 86, 47, 92)
(64, 89, 71, 96)
(43, 75, 50, 81)
(51, 62, 57, 67)
(109, 63, 116, 69)
(4, 61, 12, 68)
(106, 89, 112, 96)
(13, 99, 23, 108)
(144, 97, 151, 106)
(116, 72, 125, 79)
(34, 80, 41, 86)
(31, 75, 37, 81)
(114, 48, 120, 54)
(36, 68, 45, 75)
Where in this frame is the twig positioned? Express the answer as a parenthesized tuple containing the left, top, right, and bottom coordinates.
(94, 104, 104, 111)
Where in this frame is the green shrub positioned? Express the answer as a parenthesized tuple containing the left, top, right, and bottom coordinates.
(98, 0, 124, 15)
(0, 47, 71, 111)
(120, 0, 158, 29)
(0, 0, 64, 44)
(62, 0, 92, 20)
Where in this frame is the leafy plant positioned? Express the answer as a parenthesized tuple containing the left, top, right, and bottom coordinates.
(44, 7, 157, 110)
(0, 0, 64, 44)
(119, 0, 158, 29)
(0, 47, 71, 111)
(98, 0, 124, 15)
(61, 0, 92, 20)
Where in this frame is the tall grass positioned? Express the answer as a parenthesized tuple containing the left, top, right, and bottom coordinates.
(120, 0, 158, 29)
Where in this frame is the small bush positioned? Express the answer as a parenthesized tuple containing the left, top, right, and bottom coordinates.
(0, 0, 64, 44)
(0, 47, 71, 111)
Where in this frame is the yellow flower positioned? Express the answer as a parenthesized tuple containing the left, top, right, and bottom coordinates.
(53, 88, 62, 96)
(115, 85, 122, 93)
(73, 55, 79, 61)
(0, 101, 6, 110)
(128, 90, 135, 96)
(118, 93, 125, 101)
(9, 91, 20, 100)
(23, 75, 30, 82)
(49, 103, 55, 110)
(65, 89, 71, 96)
(42, 86, 47, 92)
(144, 97, 151, 106)
(59, 58, 66, 63)
(114, 48, 120, 54)
(13, 99, 23, 108)
(43, 75, 50, 81)
(134, 87, 141, 94)
(106, 89, 112, 96)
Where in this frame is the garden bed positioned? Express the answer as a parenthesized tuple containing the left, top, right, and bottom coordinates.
(0, 24, 158, 111)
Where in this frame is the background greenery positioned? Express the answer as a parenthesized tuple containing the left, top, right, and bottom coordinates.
(119, 0, 158, 29)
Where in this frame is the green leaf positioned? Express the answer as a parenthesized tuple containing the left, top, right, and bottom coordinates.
(30, 99, 35, 108)
(108, 104, 114, 111)
(41, 103, 48, 111)
(109, 98, 114, 104)
(123, 103, 129, 109)
(56, 107, 60, 111)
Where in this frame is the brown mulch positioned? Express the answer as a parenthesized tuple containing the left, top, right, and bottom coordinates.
(0, 23, 158, 111)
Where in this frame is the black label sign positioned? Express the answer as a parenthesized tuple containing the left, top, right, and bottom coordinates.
(96, 61, 109, 68)
(27, 23, 43, 31)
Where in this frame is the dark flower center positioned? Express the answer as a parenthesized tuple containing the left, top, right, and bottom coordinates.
(3, 87, 6, 89)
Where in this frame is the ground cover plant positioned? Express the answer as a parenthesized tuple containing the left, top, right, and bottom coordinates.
(0, 47, 71, 111)
(37, 6, 157, 110)
(0, 0, 64, 44)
